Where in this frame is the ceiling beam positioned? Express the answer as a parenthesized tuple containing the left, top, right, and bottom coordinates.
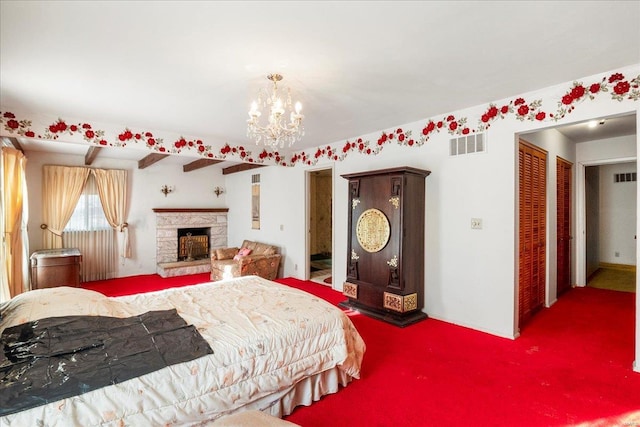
(138, 153, 169, 169)
(3, 137, 23, 152)
(183, 158, 223, 173)
(222, 163, 266, 175)
(84, 146, 102, 165)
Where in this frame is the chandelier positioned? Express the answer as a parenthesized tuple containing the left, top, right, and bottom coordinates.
(247, 73, 304, 149)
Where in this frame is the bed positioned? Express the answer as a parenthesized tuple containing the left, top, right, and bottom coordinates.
(0, 275, 366, 426)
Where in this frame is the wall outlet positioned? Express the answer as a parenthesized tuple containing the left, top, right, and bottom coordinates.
(471, 218, 483, 229)
(615, 252, 620, 257)
(294, 264, 298, 271)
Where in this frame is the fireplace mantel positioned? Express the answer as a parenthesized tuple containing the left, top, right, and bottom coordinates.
(153, 208, 229, 213)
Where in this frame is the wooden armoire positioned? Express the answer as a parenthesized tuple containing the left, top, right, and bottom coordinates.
(339, 167, 430, 327)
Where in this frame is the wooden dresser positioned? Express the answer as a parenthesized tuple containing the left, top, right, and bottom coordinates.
(340, 167, 430, 327)
(30, 248, 82, 289)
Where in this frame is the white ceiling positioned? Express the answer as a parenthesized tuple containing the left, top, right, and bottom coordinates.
(553, 114, 637, 143)
(1, 1, 639, 163)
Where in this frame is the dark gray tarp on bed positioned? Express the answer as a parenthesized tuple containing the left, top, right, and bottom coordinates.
(0, 309, 213, 416)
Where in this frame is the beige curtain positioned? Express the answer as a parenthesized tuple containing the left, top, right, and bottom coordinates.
(1, 147, 28, 300)
(92, 169, 130, 259)
(42, 165, 90, 248)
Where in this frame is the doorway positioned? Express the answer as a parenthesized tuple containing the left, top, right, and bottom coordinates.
(585, 161, 637, 293)
(307, 168, 333, 285)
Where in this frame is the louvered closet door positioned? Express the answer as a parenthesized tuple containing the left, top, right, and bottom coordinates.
(557, 157, 572, 296)
(519, 141, 547, 328)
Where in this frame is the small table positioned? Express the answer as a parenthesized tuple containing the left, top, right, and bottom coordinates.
(30, 248, 82, 289)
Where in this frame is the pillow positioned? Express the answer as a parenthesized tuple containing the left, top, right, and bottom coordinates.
(242, 240, 257, 252)
(216, 247, 239, 260)
(0, 287, 131, 334)
(233, 247, 252, 260)
(263, 247, 276, 256)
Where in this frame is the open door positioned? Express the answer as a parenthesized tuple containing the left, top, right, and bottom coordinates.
(307, 168, 333, 285)
(557, 157, 573, 296)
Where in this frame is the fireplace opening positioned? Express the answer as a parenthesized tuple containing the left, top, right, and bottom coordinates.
(177, 227, 210, 261)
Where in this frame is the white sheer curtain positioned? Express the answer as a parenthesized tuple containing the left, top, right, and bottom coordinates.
(63, 173, 117, 281)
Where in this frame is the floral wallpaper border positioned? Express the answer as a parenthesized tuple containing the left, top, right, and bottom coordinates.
(1, 71, 638, 168)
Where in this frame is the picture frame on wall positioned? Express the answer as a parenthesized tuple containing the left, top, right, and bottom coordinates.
(252, 174, 260, 229)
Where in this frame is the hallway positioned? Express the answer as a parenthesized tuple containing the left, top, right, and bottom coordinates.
(588, 264, 636, 293)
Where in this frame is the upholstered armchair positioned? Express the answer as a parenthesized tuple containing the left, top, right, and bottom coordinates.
(210, 240, 282, 281)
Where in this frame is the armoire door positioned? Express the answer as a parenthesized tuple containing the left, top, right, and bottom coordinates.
(556, 157, 572, 296)
(518, 140, 547, 328)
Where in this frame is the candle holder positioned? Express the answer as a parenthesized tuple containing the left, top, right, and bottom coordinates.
(161, 185, 174, 197)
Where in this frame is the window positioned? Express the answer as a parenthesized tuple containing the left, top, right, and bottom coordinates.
(64, 174, 111, 231)
(62, 173, 116, 281)
(64, 194, 110, 231)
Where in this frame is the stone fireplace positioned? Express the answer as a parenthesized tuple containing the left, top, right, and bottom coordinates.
(153, 208, 228, 277)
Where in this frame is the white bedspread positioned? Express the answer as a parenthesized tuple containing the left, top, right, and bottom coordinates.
(0, 276, 365, 427)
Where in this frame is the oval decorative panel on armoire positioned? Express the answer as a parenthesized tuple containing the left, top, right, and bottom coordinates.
(339, 166, 430, 327)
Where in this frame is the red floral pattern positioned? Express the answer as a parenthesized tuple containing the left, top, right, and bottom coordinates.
(1, 112, 34, 138)
(1, 72, 638, 166)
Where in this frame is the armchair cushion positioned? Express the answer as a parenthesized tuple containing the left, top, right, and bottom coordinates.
(215, 247, 239, 260)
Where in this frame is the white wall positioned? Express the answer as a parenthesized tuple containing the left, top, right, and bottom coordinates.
(577, 135, 637, 163)
(25, 151, 228, 277)
(585, 166, 600, 277)
(224, 165, 306, 278)
(598, 162, 637, 265)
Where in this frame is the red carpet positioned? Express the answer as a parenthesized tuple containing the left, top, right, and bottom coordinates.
(82, 273, 211, 296)
(83, 275, 640, 426)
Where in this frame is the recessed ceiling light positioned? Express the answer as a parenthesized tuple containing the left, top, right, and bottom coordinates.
(587, 119, 606, 129)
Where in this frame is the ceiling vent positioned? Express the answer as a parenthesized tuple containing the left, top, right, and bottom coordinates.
(614, 172, 636, 183)
(450, 133, 486, 156)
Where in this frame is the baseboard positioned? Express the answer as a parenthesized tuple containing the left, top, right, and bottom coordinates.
(427, 313, 518, 340)
(599, 262, 636, 272)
